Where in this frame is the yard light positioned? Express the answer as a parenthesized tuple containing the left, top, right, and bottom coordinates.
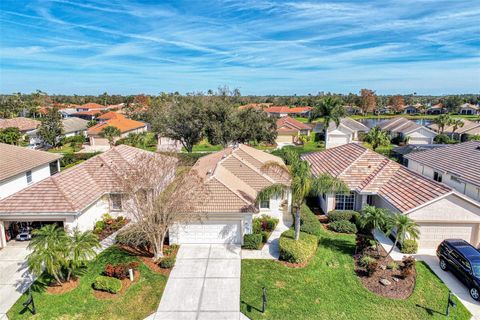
(446, 291, 456, 317)
(262, 287, 267, 313)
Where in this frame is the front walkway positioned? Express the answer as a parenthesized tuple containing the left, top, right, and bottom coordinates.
(241, 209, 293, 260)
(374, 230, 480, 319)
(151, 244, 242, 320)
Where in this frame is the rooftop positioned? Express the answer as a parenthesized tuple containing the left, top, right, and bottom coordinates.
(327, 117, 369, 133)
(0, 145, 166, 214)
(0, 143, 62, 182)
(0, 117, 40, 132)
(405, 140, 480, 187)
(276, 116, 312, 132)
(62, 117, 88, 134)
(378, 117, 434, 135)
(302, 143, 452, 213)
(191, 144, 290, 213)
(265, 106, 312, 114)
(87, 116, 146, 135)
(428, 119, 480, 135)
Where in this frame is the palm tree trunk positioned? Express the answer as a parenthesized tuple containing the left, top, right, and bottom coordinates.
(386, 236, 399, 258)
(294, 206, 301, 241)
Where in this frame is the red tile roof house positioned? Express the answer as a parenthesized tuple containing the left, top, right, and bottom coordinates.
(275, 116, 313, 145)
(87, 113, 147, 148)
(265, 106, 312, 118)
(169, 144, 292, 245)
(302, 143, 480, 250)
(378, 117, 437, 145)
(0, 145, 173, 248)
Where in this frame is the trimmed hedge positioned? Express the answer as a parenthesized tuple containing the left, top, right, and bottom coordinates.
(401, 239, 418, 254)
(327, 210, 357, 222)
(159, 256, 176, 269)
(93, 275, 122, 294)
(299, 204, 322, 238)
(243, 233, 263, 250)
(329, 220, 357, 234)
(279, 230, 318, 264)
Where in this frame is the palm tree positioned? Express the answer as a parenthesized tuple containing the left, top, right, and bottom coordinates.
(363, 127, 390, 151)
(101, 125, 121, 146)
(358, 205, 389, 235)
(66, 229, 100, 281)
(433, 113, 453, 134)
(256, 150, 349, 240)
(386, 214, 419, 258)
(309, 97, 346, 142)
(27, 224, 69, 285)
(451, 118, 464, 140)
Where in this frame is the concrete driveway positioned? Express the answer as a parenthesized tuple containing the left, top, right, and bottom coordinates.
(418, 252, 480, 319)
(153, 244, 241, 320)
(0, 242, 33, 319)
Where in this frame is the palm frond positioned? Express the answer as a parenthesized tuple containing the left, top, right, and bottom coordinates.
(310, 173, 349, 196)
(256, 183, 289, 203)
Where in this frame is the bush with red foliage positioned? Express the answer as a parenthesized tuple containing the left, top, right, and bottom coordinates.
(104, 262, 140, 280)
(400, 256, 416, 279)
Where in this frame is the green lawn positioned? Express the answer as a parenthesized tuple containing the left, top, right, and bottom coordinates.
(362, 142, 396, 159)
(8, 247, 167, 320)
(241, 227, 471, 320)
(48, 144, 77, 154)
(182, 139, 222, 152)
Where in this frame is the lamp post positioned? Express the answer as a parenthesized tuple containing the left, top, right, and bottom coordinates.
(262, 287, 267, 313)
(446, 291, 456, 317)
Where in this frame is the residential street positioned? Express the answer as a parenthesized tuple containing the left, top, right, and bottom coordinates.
(151, 244, 242, 320)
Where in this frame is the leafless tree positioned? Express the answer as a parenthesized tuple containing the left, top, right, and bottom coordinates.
(115, 152, 207, 262)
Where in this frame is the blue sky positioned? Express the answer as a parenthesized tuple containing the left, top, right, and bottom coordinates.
(0, 0, 479, 95)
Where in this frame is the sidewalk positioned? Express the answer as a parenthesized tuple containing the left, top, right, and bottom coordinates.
(242, 208, 293, 260)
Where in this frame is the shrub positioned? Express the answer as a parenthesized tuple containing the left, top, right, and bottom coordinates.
(359, 255, 376, 268)
(261, 231, 270, 243)
(279, 230, 318, 264)
(299, 204, 322, 238)
(253, 215, 279, 233)
(329, 220, 357, 234)
(401, 256, 416, 279)
(159, 256, 176, 269)
(95, 220, 106, 231)
(252, 219, 262, 234)
(243, 233, 263, 250)
(93, 276, 122, 294)
(367, 260, 379, 276)
(401, 239, 418, 254)
(104, 263, 129, 279)
(387, 262, 399, 271)
(328, 210, 356, 222)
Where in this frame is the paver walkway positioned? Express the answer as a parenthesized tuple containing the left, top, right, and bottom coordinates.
(242, 209, 293, 260)
(152, 244, 242, 320)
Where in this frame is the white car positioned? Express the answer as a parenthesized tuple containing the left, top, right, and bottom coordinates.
(16, 232, 32, 241)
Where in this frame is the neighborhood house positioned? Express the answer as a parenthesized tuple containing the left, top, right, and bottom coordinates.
(275, 116, 312, 145)
(379, 117, 437, 144)
(302, 143, 480, 250)
(325, 118, 369, 149)
(169, 144, 291, 245)
(87, 112, 147, 146)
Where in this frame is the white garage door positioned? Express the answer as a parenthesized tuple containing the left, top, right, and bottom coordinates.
(418, 223, 478, 249)
(176, 221, 241, 244)
(276, 134, 294, 143)
(409, 137, 432, 145)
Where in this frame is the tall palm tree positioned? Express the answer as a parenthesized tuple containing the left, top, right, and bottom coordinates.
(386, 214, 419, 257)
(66, 229, 100, 281)
(433, 113, 453, 134)
(363, 126, 390, 151)
(309, 97, 346, 142)
(27, 224, 69, 285)
(256, 150, 349, 240)
(451, 118, 464, 140)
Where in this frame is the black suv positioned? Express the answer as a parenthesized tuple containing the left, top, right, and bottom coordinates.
(437, 239, 480, 300)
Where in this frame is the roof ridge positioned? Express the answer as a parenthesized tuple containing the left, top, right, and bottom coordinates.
(358, 158, 398, 192)
(212, 176, 252, 207)
(231, 152, 275, 183)
(50, 175, 77, 212)
(337, 144, 369, 177)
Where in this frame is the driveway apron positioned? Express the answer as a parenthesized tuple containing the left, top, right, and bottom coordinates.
(154, 244, 241, 320)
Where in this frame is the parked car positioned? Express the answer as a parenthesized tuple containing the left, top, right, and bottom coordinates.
(15, 232, 31, 241)
(437, 239, 480, 300)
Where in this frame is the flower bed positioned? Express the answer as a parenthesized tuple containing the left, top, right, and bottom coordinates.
(242, 215, 279, 250)
(93, 214, 128, 240)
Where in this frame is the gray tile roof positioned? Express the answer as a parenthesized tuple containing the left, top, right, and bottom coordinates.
(62, 117, 88, 134)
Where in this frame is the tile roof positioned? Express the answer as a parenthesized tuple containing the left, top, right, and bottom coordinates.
(460, 103, 479, 110)
(327, 117, 369, 133)
(73, 110, 103, 117)
(265, 106, 312, 114)
(191, 144, 290, 213)
(0, 117, 40, 132)
(87, 117, 146, 135)
(97, 111, 123, 120)
(0, 145, 167, 214)
(405, 141, 480, 187)
(0, 143, 62, 182)
(428, 119, 480, 135)
(302, 143, 451, 213)
(80, 103, 105, 109)
(276, 116, 312, 133)
(378, 117, 434, 135)
(62, 117, 88, 134)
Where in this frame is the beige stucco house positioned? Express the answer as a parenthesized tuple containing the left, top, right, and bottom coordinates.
(275, 116, 312, 145)
(302, 143, 480, 249)
(169, 144, 292, 245)
(325, 118, 369, 149)
(379, 117, 437, 144)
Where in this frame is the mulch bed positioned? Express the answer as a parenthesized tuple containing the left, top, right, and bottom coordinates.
(119, 244, 178, 276)
(96, 220, 128, 241)
(354, 245, 416, 299)
(93, 270, 140, 300)
(140, 257, 171, 276)
(46, 278, 80, 295)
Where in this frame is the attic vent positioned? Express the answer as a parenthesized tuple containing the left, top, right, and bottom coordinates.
(476, 146, 480, 150)
(221, 154, 227, 159)
(207, 169, 213, 175)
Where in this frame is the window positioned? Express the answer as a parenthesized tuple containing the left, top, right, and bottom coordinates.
(433, 171, 442, 183)
(260, 199, 270, 209)
(26, 171, 32, 184)
(110, 194, 122, 211)
(451, 175, 462, 183)
(366, 195, 374, 206)
(49, 161, 59, 176)
(335, 192, 355, 210)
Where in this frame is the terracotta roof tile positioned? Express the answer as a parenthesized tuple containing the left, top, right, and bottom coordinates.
(0, 117, 40, 132)
(87, 117, 146, 135)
